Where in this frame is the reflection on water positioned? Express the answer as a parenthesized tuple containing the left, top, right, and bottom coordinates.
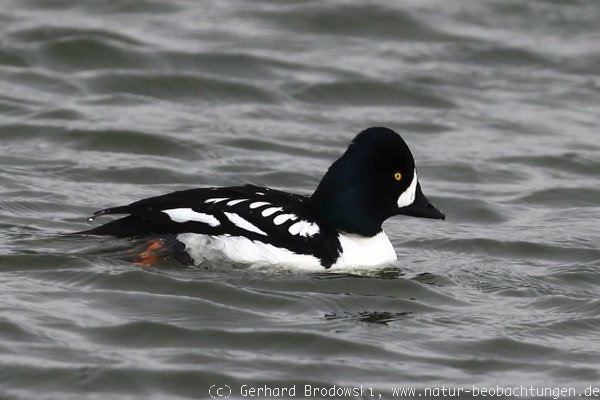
(324, 311, 414, 325)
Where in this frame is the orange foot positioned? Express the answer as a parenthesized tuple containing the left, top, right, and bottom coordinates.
(136, 239, 164, 268)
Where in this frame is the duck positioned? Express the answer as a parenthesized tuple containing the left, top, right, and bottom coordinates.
(79, 127, 445, 270)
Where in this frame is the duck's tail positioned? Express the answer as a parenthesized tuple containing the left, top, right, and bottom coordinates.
(74, 214, 159, 237)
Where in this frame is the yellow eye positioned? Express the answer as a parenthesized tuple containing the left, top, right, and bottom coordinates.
(394, 172, 402, 181)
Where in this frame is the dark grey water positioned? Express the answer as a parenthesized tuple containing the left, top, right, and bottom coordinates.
(1, 0, 599, 399)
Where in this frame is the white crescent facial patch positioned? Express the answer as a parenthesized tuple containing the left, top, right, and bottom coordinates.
(397, 169, 417, 208)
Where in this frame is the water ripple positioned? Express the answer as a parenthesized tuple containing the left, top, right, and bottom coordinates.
(1, 0, 599, 397)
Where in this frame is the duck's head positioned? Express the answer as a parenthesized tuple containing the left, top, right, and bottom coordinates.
(309, 127, 445, 236)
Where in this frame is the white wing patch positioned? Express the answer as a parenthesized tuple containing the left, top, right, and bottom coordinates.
(224, 212, 267, 236)
(163, 208, 220, 227)
(227, 199, 247, 206)
(262, 207, 282, 217)
(169, 192, 318, 240)
(288, 220, 320, 237)
(397, 169, 417, 208)
(205, 197, 228, 204)
(273, 213, 297, 225)
(249, 201, 270, 209)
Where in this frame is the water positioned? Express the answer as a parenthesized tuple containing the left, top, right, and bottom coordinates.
(1, 0, 599, 399)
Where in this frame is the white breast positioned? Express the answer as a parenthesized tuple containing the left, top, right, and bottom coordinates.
(332, 231, 397, 268)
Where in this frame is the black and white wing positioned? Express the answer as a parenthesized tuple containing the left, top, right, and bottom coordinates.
(80, 184, 341, 267)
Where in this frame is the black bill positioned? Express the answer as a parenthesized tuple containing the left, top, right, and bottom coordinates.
(399, 184, 445, 220)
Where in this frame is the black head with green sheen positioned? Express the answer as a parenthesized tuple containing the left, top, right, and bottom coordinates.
(309, 127, 445, 236)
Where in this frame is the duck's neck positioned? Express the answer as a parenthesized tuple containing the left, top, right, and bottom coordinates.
(308, 177, 384, 237)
